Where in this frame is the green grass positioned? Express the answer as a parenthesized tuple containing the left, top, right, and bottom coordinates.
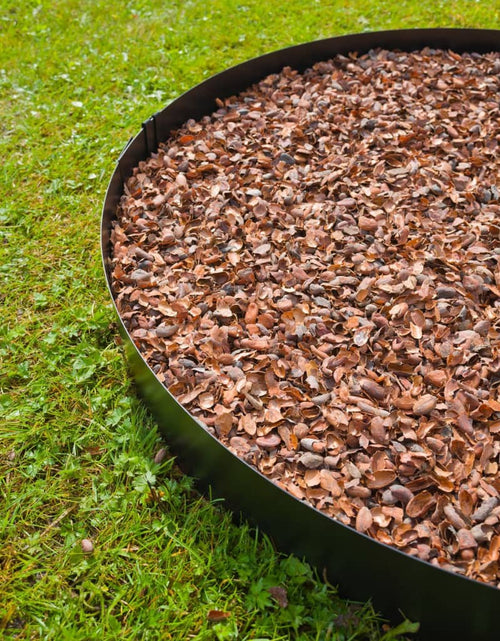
(1, 0, 499, 638)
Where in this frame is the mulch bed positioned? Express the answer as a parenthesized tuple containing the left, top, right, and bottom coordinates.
(111, 47, 500, 586)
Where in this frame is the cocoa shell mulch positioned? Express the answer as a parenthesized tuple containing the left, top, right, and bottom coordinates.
(111, 47, 500, 586)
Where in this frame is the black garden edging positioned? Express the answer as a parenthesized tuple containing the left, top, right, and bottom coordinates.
(102, 29, 500, 641)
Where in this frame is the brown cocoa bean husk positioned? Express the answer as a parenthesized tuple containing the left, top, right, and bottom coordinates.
(366, 470, 397, 489)
(390, 484, 414, 505)
(360, 378, 387, 401)
(406, 491, 436, 518)
(472, 498, 499, 523)
(424, 370, 448, 387)
(456, 528, 478, 551)
(356, 506, 373, 533)
(413, 395, 438, 416)
(443, 504, 468, 530)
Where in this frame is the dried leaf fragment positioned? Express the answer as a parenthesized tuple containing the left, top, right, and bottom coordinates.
(207, 610, 231, 622)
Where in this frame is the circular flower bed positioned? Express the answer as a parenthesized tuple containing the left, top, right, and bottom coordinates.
(111, 47, 500, 586)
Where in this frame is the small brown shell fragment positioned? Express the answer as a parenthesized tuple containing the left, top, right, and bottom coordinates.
(444, 504, 468, 530)
(458, 489, 475, 518)
(473, 320, 490, 336)
(382, 489, 397, 505)
(472, 497, 499, 523)
(456, 414, 474, 436)
(229, 436, 252, 454)
(406, 491, 436, 518)
(456, 528, 478, 550)
(81, 539, 94, 554)
(256, 433, 281, 450)
(239, 414, 257, 436)
(199, 392, 215, 410)
(345, 484, 371, 499)
(156, 324, 179, 338)
(356, 506, 373, 533)
(412, 394, 438, 416)
(390, 484, 414, 505)
(369, 417, 387, 444)
(424, 370, 447, 387)
(300, 438, 325, 453)
(470, 524, 493, 544)
(214, 410, 234, 436)
(358, 215, 379, 232)
(304, 469, 321, 487)
(298, 452, 324, 469)
(355, 399, 389, 417)
(268, 585, 288, 608)
(130, 268, 151, 282)
(319, 470, 342, 497)
(366, 470, 397, 489)
(244, 302, 259, 325)
(360, 378, 386, 400)
(153, 447, 168, 465)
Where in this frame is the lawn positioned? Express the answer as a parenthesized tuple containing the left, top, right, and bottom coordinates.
(1, 1, 499, 639)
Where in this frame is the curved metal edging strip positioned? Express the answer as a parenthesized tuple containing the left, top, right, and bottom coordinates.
(102, 29, 500, 641)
